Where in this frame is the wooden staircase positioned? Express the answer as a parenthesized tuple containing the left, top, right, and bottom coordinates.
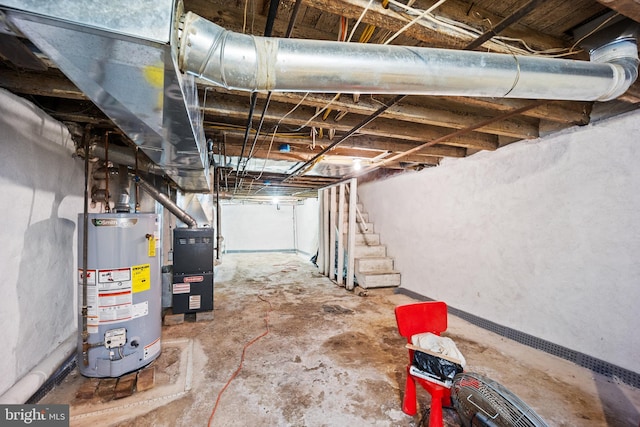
(345, 203, 401, 289)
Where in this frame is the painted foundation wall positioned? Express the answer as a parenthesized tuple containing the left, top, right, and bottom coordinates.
(221, 199, 318, 255)
(294, 197, 319, 257)
(0, 89, 84, 397)
(358, 110, 640, 375)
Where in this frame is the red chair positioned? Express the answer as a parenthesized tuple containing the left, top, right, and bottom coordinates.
(395, 301, 451, 427)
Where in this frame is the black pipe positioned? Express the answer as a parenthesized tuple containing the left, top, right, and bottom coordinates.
(284, 0, 543, 181)
(81, 124, 91, 366)
(242, 1, 302, 177)
(464, 0, 545, 50)
(235, 0, 282, 185)
(285, 94, 407, 179)
(263, 0, 280, 38)
(285, 0, 303, 38)
(215, 168, 222, 260)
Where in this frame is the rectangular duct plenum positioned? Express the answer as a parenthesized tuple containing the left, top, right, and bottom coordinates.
(1, 0, 210, 192)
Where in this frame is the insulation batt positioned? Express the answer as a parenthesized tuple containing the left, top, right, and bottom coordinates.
(411, 332, 466, 367)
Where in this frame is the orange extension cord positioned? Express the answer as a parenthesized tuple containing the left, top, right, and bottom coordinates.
(207, 264, 297, 426)
(207, 294, 272, 427)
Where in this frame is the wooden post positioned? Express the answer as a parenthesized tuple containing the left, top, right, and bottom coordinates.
(317, 189, 324, 274)
(337, 183, 345, 286)
(346, 178, 357, 290)
(329, 186, 337, 280)
(323, 188, 330, 276)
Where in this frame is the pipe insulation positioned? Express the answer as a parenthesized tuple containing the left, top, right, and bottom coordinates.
(136, 177, 198, 228)
(0, 334, 76, 404)
(178, 12, 638, 102)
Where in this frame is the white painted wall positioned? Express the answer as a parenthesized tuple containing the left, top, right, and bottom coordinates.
(358, 110, 640, 374)
(294, 197, 319, 257)
(0, 89, 84, 396)
(221, 198, 319, 255)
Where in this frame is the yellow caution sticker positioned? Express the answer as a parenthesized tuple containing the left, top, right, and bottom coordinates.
(132, 264, 151, 293)
(148, 235, 156, 257)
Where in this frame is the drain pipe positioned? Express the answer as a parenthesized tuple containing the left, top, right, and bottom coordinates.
(0, 334, 76, 404)
(179, 12, 638, 102)
(136, 177, 198, 228)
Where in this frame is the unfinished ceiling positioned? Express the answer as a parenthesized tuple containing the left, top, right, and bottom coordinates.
(1, 0, 639, 200)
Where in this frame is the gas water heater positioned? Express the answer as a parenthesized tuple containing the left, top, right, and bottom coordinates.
(77, 213, 162, 377)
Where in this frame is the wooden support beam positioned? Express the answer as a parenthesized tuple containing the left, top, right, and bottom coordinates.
(215, 130, 473, 163)
(337, 183, 345, 287)
(597, 0, 640, 22)
(301, 0, 570, 53)
(259, 91, 538, 140)
(203, 96, 497, 151)
(329, 186, 337, 281)
(317, 189, 325, 274)
(323, 189, 330, 276)
(346, 178, 357, 291)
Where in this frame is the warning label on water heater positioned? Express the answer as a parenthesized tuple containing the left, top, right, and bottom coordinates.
(96, 267, 133, 324)
(132, 264, 151, 293)
(78, 269, 99, 333)
(144, 338, 161, 360)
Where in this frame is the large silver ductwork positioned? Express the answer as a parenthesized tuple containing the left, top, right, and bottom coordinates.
(0, 0, 210, 192)
(179, 12, 638, 102)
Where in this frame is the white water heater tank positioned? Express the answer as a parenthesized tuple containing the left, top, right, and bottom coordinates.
(77, 213, 162, 377)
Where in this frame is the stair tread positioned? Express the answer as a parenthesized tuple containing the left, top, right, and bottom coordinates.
(357, 270, 400, 275)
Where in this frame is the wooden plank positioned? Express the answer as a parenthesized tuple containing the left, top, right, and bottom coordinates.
(337, 183, 345, 287)
(217, 129, 486, 157)
(0, 69, 85, 100)
(75, 378, 100, 400)
(329, 186, 337, 281)
(443, 96, 591, 125)
(597, 0, 640, 22)
(203, 96, 498, 151)
(96, 378, 118, 402)
(209, 86, 538, 140)
(185, 0, 336, 39)
(346, 178, 357, 291)
(323, 189, 330, 276)
(302, 0, 570, 53)
(114, 372, 137, 399)
(221, 135, 467, 159)
(317, 189, 325, 273)
(136, 366, 156, 392)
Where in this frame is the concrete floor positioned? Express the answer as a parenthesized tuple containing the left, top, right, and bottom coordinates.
(43, 252, 640, 426)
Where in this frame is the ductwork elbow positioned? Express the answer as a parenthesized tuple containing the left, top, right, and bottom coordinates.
(589, 37, 639, 101)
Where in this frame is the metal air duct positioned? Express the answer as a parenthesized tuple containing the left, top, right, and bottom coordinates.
(0, 0, 210, 192)
(178, 12, 638, 102)
(136, 177, 198, 228)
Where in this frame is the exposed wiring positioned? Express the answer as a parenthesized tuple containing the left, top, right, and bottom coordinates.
(384, 0, 448, 45)
(570, 12, 621, 54)
(347, 0, 376, 42)
(384, 0, 580, 57)
(295, 0, 449, 133)
(256, 93, 310, 180)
